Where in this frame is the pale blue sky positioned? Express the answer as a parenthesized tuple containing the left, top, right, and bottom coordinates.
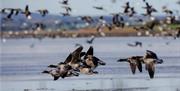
(1, 0, 180, 16)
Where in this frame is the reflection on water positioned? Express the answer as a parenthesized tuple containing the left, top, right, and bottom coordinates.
(1, 37, 180, 91)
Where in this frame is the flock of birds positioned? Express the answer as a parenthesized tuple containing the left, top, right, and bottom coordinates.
(1, 0, 180, 34)
(42, 45, 163, 80)
(42, 46, 106, 80)
(117, 50, 163, 79)
(1, 0, 179, 82)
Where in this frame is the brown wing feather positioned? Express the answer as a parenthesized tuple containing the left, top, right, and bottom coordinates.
(136, 60, 142, 72)
(146, 62, 155, 79)
(71, 46, 83, 63)
(129, 63, 136, 74)
(64, 53, 72, 64)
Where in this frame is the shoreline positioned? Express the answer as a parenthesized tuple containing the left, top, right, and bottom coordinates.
(0, 27, 177, 38)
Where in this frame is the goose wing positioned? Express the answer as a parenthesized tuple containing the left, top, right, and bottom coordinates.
(136, 60, 142, 72)
(71, 46, 83, 63)
(84, 46, 93, 60)
(64, 53, 72, 64)
(129, 63, 136, 74)
(146, 62, 155, 78)
(145, 50, 158, 59)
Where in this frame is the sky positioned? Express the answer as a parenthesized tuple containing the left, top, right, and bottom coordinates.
(1, 0, 180, 16)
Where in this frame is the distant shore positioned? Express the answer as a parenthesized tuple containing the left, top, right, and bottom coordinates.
(0, 27, 177, 38)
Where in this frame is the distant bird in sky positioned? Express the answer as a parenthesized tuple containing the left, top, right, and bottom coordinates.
(21, 5, 31, 19)
(142, 2, 157, 16)
(7, 8, 22, 15)
(59, 0, 69, 5)
(0, 8, 8, 14)
(2, 8, 23, 20)
(62, 6, 72, 13)
(6, 9, 14, 19)
(127, 41, 142, 47)
(122, 2, 131, 14)
(128, 7, 136, 17)
(13, 8, 23, 15)
(37, 9, 49, 17)
(86, 35, 95, 44)
(93, 6, 105, 11)
(162, 6, 173, 15)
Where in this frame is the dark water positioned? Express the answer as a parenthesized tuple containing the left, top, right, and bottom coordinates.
(1, 37, 180, 91)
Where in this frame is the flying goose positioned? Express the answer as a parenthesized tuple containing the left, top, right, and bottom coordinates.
(37, 9, 48, 17)
(122, 2, 131, 14)
(0, 8, 8, 14)
(93, 6, 105, 11)
(64, 46, 84, 69)
(62, 6, 72, 13)
(21, 5, 31, 19)
(162, 6, 173, 15)
(143, 50, 163, 78)
(59, 0, 69, 5)
(142, 2, 157, 16)
(83, 46, 106, 70)
(127, 41, 142, 47)
(42, 64, 78, 80)
(6, 9, 14, 19)
(86, 35, 95, 44)
(117, 56, 143, 74)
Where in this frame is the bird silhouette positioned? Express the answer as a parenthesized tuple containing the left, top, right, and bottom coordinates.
(93, 6, 105, 11)
(112, 14, 125, 28)
(6, 9, 14, 19)
(0, 8, 8, 14)
(117, 56, 143, 74)
(162, 6, 173, 15)
(127, 41, 142, 47)
(86, 36, 95, 44)
(128, 7, 136, 17)
(142, 2, 157, 16)
(59, 0, 69, 5)
(122, 2, 131, 14)
(80, 16, 94, 24)
(37, 9, 48, 17)
(62, 6, 72, 13)
(21, 5, 31, 19)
